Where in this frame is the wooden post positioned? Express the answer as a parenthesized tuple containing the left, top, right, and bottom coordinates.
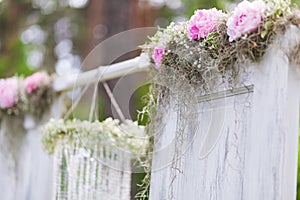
(149, 25, 300, 200)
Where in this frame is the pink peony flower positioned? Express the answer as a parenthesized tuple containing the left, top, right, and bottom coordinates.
(226, 0, 266, 42)
(152, 47, 166, 69)
(0, 78, 18, 108)
(188, 8, 227, 40)
(24, 72, 51, 94)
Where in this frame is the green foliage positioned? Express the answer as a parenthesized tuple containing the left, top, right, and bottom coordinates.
(181, 0, 300, 17)
(0, 0, 88, 77)
(0, 39, 33, 77)
(181, 0, 232, 16)
(134, 83, 151, 126)
(201, 32, 220, 49)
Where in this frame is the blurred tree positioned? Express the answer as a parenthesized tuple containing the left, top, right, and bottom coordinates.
(181, 0, 232, 16)
(0, 0, 90, 77)
(0, 0, 32, 77)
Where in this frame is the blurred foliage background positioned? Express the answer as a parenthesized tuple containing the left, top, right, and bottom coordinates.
(0, 0, 300, 199)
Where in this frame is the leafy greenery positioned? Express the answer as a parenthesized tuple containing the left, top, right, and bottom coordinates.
(181, 0, 234, 16)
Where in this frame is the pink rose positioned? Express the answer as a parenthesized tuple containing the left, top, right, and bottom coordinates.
(226, 0, 266, 42)
(188, 8, 226, 40)
(24, 72, 51, 94)
(152, 47, 166, 69)
(0, 78, 18, 108)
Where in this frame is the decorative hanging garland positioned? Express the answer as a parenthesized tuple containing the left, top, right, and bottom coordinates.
(1, 1, 298, 199)
(142, 0, 300, 89)
(39, 63, 150, 199)
(0, 71, 55, 118)
(138, 0, 300, 199)
(41, 118, 148, 156)
(41, 118, 149, 200)
(0, 71, 56, 200)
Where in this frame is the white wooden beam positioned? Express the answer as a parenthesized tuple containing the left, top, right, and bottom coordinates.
(53, 54, 151, 92)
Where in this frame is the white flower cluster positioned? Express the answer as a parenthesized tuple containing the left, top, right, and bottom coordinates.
(149, 22, 189, 48)
(264, 0, 291, 16)
(41, 118, 148, 158)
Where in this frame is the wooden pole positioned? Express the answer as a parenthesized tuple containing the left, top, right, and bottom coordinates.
(53, 54, 151, 92)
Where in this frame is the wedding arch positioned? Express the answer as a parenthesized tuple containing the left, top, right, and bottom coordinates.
(0, 0, 300, 200)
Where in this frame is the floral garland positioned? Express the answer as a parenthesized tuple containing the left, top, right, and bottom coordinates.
(143, 0, 299, 88)
(41, 118, 148, 158)
(0, 71, 54, 118)
(138, 1, 300, 199)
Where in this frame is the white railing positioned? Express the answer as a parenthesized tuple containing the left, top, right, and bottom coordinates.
(53, 54, 151, 92)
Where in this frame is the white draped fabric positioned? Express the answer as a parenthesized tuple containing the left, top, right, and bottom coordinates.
(0, 97, 63, 200)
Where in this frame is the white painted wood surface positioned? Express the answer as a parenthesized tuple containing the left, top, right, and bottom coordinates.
(149, 26, 300, 200)
(53, 54, 150, 92)
(0, 97, 63, 200)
